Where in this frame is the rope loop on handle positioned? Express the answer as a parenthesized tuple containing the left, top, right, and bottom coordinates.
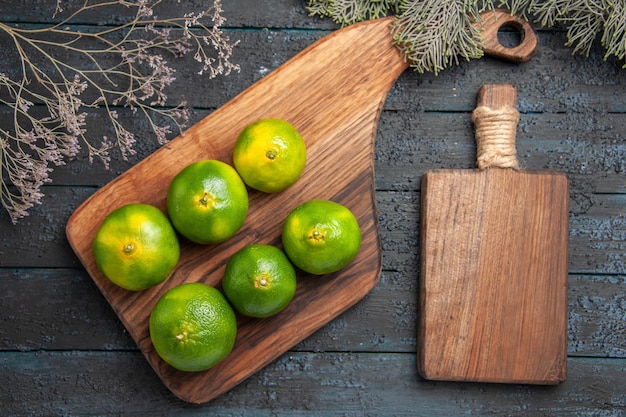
(472, 105, 520, 170)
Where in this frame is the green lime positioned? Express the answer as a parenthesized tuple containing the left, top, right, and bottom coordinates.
(222, 244, 297, 318)
(167, 159, 248, 244)
(149, 282, 237, 372)
(282, 199, 361, 275)
(233, 118, 307, 193)
(93, 203, 180, 291)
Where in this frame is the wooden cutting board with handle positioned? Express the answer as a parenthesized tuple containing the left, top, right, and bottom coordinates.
(418, 84, 569, 384)
(66, 11, 538, 403)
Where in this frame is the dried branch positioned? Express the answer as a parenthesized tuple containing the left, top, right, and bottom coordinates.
(0, 0, 239, 223)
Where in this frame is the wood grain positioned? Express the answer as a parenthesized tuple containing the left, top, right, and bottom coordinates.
(476, 9, 538, 63)
(65, 17, 408, 403)
(2, 0, 625, 414)
(2, 351, 625, 416)
(2, 268, 625, 358)
(418, 85, 569, 384)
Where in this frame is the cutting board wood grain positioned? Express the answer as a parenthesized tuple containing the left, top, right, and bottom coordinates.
(66, 17, 407, 404)
(66, 13, 539, 403)
(418, 84, 569, 384)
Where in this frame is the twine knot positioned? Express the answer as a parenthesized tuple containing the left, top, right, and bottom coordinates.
(472, 105, 520, 170)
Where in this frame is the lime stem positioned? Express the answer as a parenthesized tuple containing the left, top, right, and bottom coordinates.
(311, 228, 324, 241)
(255, 274, 270, 288)
(200, 192, 212, 206)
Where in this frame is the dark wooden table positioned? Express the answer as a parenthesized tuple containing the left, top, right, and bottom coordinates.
(1, 1, 624, 415)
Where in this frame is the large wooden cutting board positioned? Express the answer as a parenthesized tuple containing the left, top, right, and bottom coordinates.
(66, 12, 538, 403)
(66, 17, 407, 404)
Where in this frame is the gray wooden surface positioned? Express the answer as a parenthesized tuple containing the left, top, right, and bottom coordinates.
(1, 0, 625, 415)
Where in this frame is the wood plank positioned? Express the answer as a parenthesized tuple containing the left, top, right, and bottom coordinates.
(374, 111, 626, 195)
(0, 0, 334, 29)
(569, 194, 626, 274)
(0, 106, 619, 196)
(0, 187, 91, 268)
(150, 29, 626, 113)
(568, 275, 626, 357)
(386, 32, 626, 113)
(1, 27, 625, 114)
(1, 188, 624, 276)
(1, 268, 623, 358)
(18, 110, 622, 195)
(0, 27, 296, 111)
(1, 351, 625, 416)
(0, 268, 134, 351)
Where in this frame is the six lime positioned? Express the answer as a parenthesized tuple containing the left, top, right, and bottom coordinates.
(92, 118, 362, 372)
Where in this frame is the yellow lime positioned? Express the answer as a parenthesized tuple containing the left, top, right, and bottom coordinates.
(93, 203, 180, 291)
(233, 118, 307, 193)
(222, 244, 297, 318)
(167, 159, 248, 244)
(149, 282, 237, 372)
(282, 199, 361, 275)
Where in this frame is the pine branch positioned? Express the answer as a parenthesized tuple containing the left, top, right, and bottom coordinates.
(502, 0, 626, 65)
(561, 0, 609, 57)
(390, 0, 495, 74)
(307, 0, 403, 25)
(306, 0, 626, 72)
(601, 1, 626, 64)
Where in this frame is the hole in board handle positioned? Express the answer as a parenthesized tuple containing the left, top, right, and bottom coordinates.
(477, 9, 539, 63)
(497, 21, 525, 49)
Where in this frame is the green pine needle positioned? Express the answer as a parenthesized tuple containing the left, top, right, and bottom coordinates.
(307, 0, 403, 25)
(390, 0, 495, 74)
(307, 0, 626, 72)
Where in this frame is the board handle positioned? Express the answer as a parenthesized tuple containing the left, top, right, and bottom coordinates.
(472, 84, 520, 170)
(476, 9, 539, 63)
